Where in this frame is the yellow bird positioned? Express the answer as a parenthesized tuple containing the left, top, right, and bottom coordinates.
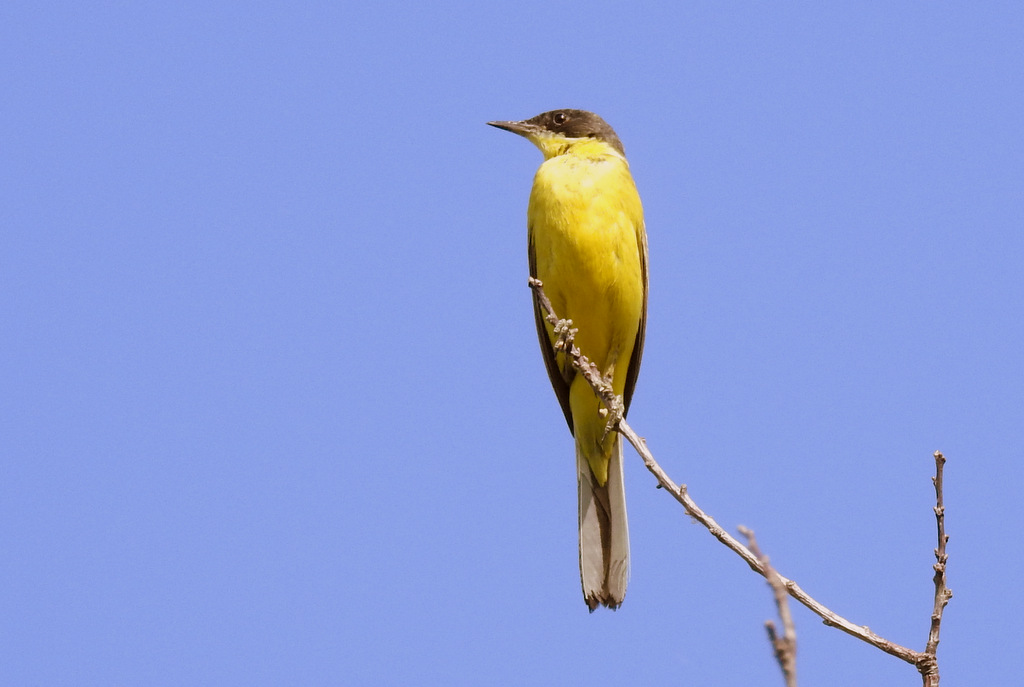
(489, 109, 648, 610)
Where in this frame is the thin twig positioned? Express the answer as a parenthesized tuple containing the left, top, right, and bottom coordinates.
(918, 451, 952, 686)
(528, 278, 949, 681)
(740, 526, 798, 687)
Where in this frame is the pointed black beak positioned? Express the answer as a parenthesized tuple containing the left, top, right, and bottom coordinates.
(487, 119, 540, 138)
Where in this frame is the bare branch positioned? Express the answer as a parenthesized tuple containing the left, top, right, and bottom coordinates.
(740, 526, 798, 687)
(528, 278, 950, 683)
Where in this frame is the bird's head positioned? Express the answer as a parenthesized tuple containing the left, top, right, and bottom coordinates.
(488, 109, 625, 160)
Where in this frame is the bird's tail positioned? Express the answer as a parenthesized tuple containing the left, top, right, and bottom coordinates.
(577, 434, 629, 610)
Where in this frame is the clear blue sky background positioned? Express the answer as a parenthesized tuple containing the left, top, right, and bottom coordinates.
(2, 3, 1021, 685)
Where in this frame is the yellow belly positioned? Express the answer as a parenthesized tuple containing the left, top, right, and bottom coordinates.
(528, 151, 645, 484)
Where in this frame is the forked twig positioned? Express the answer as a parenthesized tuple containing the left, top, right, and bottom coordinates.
(740, 526, 798, 687)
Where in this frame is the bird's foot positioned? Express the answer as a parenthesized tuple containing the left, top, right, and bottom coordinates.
(552, 318, 578, 353)
(598, 392, 625, 442)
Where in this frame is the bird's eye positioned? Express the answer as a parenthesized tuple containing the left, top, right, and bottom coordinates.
(553, 112, 568, 125)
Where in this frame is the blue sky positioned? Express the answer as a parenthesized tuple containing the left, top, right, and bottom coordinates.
(3, 2, 1021, 684)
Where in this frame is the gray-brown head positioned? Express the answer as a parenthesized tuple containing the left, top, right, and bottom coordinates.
(488, 109, 626, 157)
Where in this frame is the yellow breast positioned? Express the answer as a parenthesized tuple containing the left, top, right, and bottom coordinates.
(528, 146, 645, 388)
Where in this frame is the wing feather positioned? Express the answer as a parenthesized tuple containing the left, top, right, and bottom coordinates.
(528, 234, 575, 433)
(622, 218, 648, 416)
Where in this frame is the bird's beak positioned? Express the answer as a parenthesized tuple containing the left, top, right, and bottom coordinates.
(487, 119, 540, 138)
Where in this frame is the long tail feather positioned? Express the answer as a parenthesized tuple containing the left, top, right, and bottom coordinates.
(577, 435, 629, 610)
